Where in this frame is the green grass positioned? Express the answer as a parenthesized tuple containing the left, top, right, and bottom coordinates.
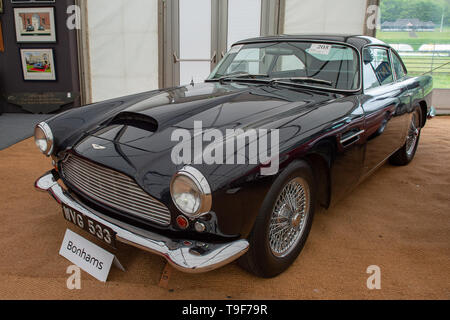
(429, 73, 450, 88)
(400, 55, 450, 88)
(401, 56, 450, 71)
(377, 27, 450, 51)
(406, 72, 450, 88)
(377, 28, 450, 88)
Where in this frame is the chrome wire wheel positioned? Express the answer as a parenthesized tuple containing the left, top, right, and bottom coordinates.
(269, 177, 310, 258)
(406, 112, 420, 157)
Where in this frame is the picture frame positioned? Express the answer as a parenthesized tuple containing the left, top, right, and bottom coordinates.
(14, 7, 56, 43)
(20, 48, 56, 81)
(0, 0, 3, 14)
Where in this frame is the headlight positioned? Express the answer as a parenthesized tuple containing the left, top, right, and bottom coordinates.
(170, 166, 212, 218)
(34, 122, 54, 156)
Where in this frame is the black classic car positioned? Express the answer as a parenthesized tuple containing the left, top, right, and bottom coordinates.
(35, 35, 435, 278)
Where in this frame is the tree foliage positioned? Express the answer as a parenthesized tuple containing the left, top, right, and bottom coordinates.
(380, 0, 450, 25)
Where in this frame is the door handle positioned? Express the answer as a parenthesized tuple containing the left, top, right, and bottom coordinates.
(173, 51, 217, 64)
(340, 129, 365, 146)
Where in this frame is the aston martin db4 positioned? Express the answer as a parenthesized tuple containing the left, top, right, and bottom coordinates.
(35, 35, 434, 278)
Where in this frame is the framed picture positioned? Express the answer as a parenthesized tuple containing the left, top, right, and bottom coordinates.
(0, 0, 3, 14)
(14, 7, 56, 42)
(20, 48, 56, 80)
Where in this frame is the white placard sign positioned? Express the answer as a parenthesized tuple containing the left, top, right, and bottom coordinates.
(308, 44, 332, 55)
(59, 229, 115, 283)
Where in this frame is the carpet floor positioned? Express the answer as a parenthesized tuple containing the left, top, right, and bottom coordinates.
(0, 117, 448, 299)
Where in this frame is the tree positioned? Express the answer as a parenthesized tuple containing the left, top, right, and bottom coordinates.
(380, 0, 449, 25)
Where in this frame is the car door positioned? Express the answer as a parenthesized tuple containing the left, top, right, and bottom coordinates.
(360, 46, 411, 178)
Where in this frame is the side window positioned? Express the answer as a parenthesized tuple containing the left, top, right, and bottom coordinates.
(392, 52, 407, 80)
(363, 47, 394, 90)
(363, 63, 380, 90)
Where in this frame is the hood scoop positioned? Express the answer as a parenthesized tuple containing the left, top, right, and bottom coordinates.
(109, 112, 158, 132)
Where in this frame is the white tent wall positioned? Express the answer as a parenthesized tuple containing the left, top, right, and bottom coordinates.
(86, 0, 159, 103)
(284, 0, 367, 34)
(81, 0, 372, 103)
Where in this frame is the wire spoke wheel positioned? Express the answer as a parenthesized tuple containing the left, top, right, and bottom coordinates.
(269, 177, 310, 258)
(406, 112, 420, 157)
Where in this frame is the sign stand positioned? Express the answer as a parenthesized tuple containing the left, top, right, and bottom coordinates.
(158, 262, 173, 289)
(113, 257, 126, 272)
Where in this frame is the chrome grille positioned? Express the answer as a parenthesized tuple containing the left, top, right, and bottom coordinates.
(61, 154, 171, 226)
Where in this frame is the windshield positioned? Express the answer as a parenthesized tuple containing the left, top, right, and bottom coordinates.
(208, 42, 361, 90)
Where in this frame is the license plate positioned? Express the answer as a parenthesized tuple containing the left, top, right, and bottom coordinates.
(62, 204, 117, 249)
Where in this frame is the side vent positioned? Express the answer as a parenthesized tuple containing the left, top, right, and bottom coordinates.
(110, 112, 158, 132)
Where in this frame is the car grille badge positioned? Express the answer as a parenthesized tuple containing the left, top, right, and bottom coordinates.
(92, 144, 107, 150)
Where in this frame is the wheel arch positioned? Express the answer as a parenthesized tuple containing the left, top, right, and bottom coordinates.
(302, 139, 335, 209)
(418, 100, 427, 128)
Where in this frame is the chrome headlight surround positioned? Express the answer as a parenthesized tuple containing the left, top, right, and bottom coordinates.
(34, 122, 54, 157)
(170, 166, 212, 218)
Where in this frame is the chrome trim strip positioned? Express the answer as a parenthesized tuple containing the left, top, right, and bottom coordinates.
(35, 172, 249, 274)
(340, 130, 365, 144)
(170, 165, 213, 218)
(180, 166, 212, 195)
(36, 122, 54, 157)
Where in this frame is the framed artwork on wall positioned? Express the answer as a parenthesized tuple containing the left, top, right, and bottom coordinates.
(14, 7, 56, 42)
(20, 48, 56, 80)
(0, 1, 3, 14)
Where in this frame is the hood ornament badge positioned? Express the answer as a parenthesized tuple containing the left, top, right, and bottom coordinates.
(92, 144, 107, 150)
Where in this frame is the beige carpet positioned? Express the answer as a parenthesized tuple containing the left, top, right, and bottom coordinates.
(0, 117, 449, 300)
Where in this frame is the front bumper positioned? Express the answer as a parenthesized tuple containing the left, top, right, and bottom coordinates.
(35, 171, 249, 273)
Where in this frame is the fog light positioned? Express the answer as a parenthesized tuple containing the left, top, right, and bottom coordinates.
(176, 215, 189, 229)
(194, 221, 206, 233)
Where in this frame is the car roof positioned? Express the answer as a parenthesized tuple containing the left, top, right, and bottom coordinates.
(233, 34, 389, 51)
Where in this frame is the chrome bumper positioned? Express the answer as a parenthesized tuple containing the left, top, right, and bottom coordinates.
(35, 171, 249, 274)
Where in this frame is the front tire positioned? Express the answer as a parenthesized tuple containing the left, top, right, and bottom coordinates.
(389, 107, 422, 166)
(238, 161, 316, 278)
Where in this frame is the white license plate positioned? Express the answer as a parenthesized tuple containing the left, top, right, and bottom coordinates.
(62, 204, 117, 249)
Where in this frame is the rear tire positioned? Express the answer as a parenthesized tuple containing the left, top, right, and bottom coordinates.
(389, 107, 422, 166)
(238, 161, 316, 278)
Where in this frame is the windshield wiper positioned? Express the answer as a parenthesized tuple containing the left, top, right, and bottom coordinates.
(206, 73, 270, 82)
(272, 77, 333, 86)
(206, 74, 335, 89)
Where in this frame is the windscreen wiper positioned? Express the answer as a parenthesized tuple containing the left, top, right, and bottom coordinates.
(206, 73, 270, 82)
(272, 77, 333, 87)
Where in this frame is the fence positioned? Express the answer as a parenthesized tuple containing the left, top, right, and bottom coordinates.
(397, 50, 450, 89)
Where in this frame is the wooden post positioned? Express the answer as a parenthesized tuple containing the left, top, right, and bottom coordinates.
(363, 0, 381, 37)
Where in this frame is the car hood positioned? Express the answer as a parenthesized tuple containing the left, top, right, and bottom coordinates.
(71, 81, 346, 196)
(88, 82, 336, 152)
